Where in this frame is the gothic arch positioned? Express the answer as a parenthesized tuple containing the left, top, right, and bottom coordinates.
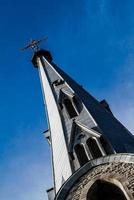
(74, 144, 89, 166)
(86, 179, 128, 200)
(63, 98, 78, 118)
(72, 96, 83, 113)
(86, 137, 102, 159)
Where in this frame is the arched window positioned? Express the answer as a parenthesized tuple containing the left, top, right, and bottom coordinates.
(87, 138, 102, 159)
(72, 96, 83, 113)
(63, 98, 78, 118)
(74, 144, 89, 166)
(87, 179, 127, 200)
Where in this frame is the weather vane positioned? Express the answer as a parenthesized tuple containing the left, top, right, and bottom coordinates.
(21, 36, 48, 52)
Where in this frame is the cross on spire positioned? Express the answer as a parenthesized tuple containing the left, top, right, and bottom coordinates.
(21, 36, 48, 52)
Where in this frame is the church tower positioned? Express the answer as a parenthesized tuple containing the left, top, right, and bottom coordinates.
(28, 43, 134, 200)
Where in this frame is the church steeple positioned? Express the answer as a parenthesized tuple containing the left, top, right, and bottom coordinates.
(30, 48, 134, 200)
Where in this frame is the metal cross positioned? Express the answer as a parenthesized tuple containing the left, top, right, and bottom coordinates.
(21, 36, 48, 52)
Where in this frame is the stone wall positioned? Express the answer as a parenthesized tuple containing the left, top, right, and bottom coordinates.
(66, 162, 134, 200)
(55, 154, 134, 200)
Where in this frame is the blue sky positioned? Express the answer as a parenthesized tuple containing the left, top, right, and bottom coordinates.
(0, 0, 134, 199)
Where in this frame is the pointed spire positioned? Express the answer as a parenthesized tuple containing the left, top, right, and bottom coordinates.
(30, 48, 134, 194)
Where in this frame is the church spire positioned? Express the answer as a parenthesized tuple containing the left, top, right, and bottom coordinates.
(30, 47, 134, 199)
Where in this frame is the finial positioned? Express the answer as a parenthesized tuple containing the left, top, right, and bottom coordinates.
(21, 36, 48, 52)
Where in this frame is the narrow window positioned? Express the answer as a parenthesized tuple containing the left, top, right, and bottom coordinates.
(87, 138, 102, 159)
(72, 96, 83, 113)
(63, 98, 78, 118)
(74, 144, 89, 166)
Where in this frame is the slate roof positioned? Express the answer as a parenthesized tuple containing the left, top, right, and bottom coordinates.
(50, 62, 134, 153)
(32, 50, 134, 153)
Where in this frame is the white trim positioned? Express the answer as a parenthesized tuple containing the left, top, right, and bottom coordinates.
(75, 120, 101, 137)
(61, 89, 74, 98)
(38, 58, 72, 192)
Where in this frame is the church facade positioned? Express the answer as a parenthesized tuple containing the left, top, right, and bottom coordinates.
(31, 49, 134, 200)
